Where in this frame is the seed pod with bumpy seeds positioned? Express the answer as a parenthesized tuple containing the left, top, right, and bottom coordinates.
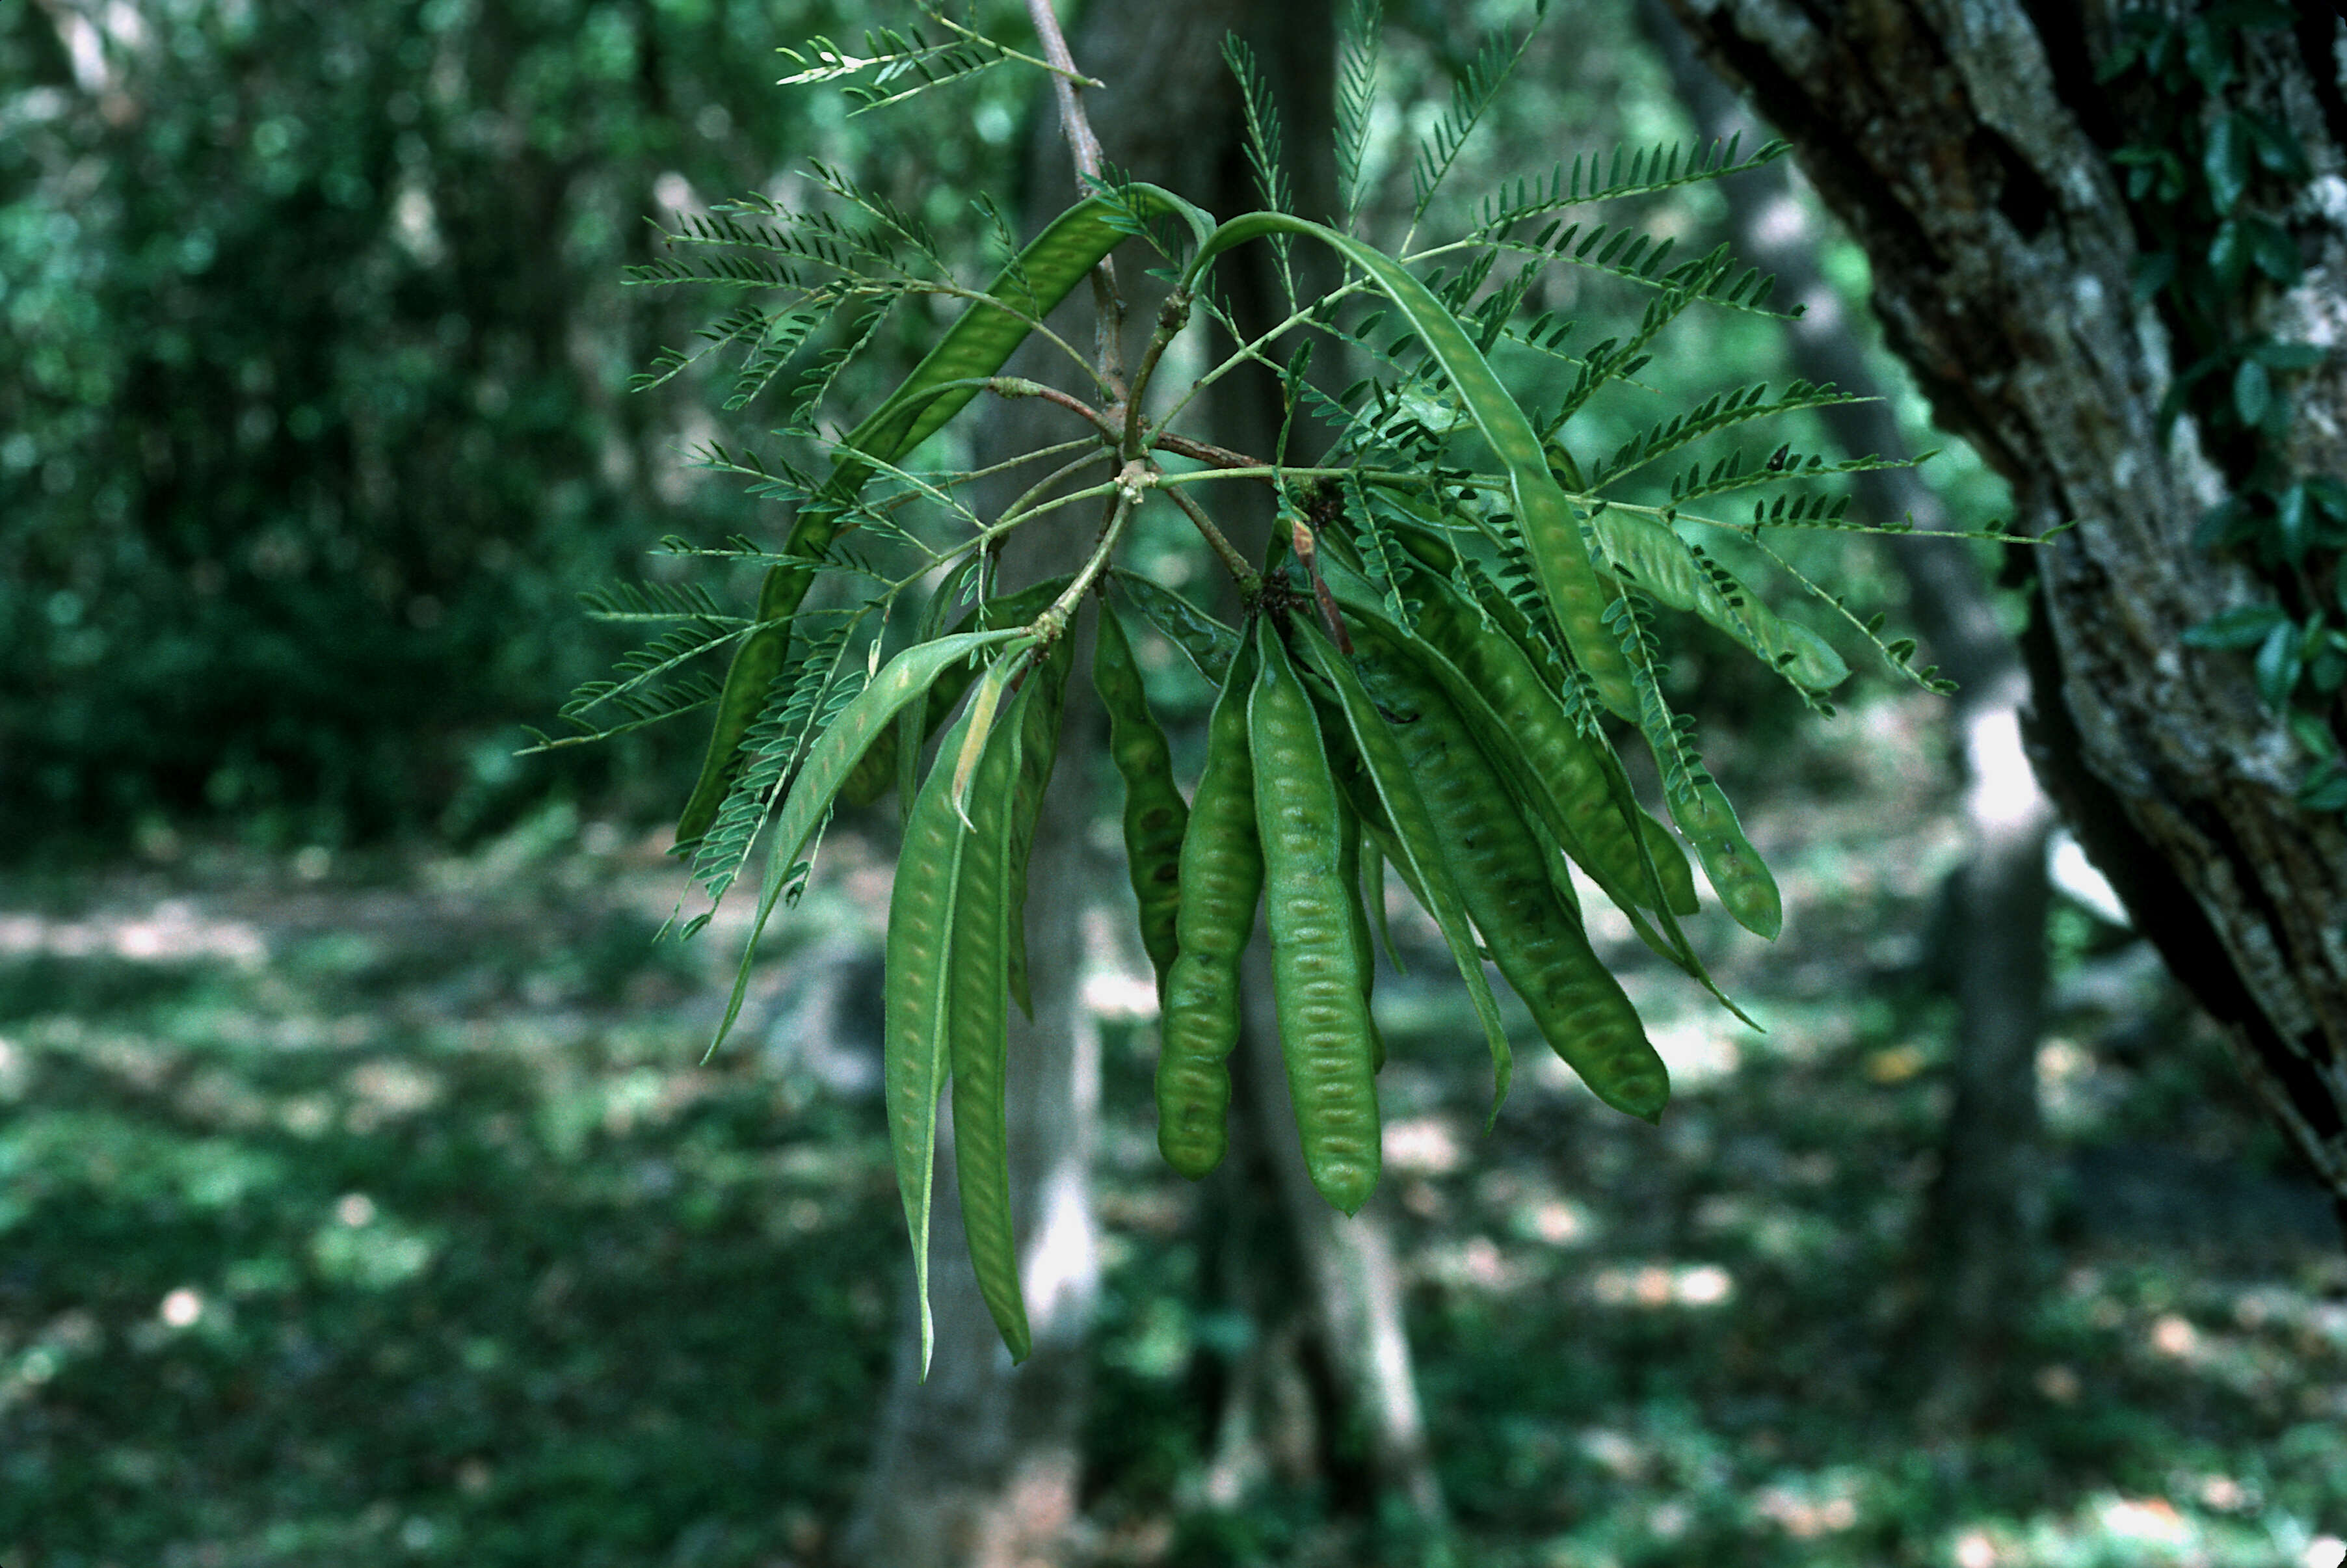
(1249, 618, 1381, 1214)
(1347, 617, 1669, 1123)
(1093, 606, 1189, 999)
(1291, 620, 1517, 1117)
(1396, 556, 1698, 920)
(1154, 630, 1264, 1180)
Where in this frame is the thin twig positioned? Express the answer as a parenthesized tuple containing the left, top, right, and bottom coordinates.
(991, 450, 1117, 541)
(1025, 0, 1106, 181)
(1041, 467, 1147, 633)
(1152, 432, 1270, 472)
(984, 376, 1124, 442)
(1122, 288, 1193, 457)
(1024, 0, 1126, 394)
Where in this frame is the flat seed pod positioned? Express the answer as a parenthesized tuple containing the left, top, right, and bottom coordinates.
(1292, 622, 1515, 1121)
(946, 678, 1037, 1364)
(711, 630, 1033, 1060)
(1315, 551, 1715, 993)
(1001, 633, 1074, 1017)
(1673, 772, 1782, 940)
(1588, 507, 1849, 692)
(1603, 589, 1785, 940)
(882, 698, 981, 1379)
(674, 566, 800, 847)
(1110, 569, 1242, 686)
(838, 725, 899, 808)
(1439, 556, 1708, 921)
(1336, 784, 1387, 1075)
(1396, 556, 1701, 922)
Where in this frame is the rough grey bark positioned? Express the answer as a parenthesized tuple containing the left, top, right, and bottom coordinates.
(1662, 0, 2347, 1225)
(1639, 0, 2056, 1419)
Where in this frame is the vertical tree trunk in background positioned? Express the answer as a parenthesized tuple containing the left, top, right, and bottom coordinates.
(843, 1, 1442, 1559)
(1188, 0, 1448, 1533)
(1638, 0, 2056, 1422)
(1662, 1, 2347, 1227)
(1233, 944, 1448, 1528)
(837, 4, 1248, 1558)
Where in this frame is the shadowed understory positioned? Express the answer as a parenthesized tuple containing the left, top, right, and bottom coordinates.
(0, 743, 2340, 1566)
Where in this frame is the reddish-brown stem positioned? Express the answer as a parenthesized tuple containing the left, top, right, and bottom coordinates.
(1290, 520, 1351, 654)
(1151, 432, 1273, 473)
(987, 377, 1122, 442)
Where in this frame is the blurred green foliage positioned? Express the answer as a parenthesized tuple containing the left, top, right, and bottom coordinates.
(0, 0, 1033, 849)
(0, 0, 2000, 858)
(0, 838, 900, 1565)
(1, 803, 2337, 1565)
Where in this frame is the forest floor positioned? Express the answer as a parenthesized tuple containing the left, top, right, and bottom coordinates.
(2, 689, 2342, 1568)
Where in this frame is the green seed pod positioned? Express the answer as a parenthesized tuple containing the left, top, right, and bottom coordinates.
(1336, 794, 1388, 1074)
(1398, 558, 1700, 920)
(1110, 568, 1242, 686)
(838, 724, 899, 808)
(1290, 621, 1516, 1119)
(674, 566, 798, 847)
(1347, 618, 1669, 1123)
(882, 697, 981, 1378)
(1671, 773, 1782, 940)
(945, 678, 1037, 1364)
(1587, 508, 1848, 693)
(1093, 606, 1190, 999)
(1155, 630, 1265, 1180)
(1250, 618, 1382, 1214)
(1001, 632, 1074, 1018)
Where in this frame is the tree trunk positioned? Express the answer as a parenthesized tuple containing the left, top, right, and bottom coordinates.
(842, 0, 1447, 1558)
(1662, 0, 2347, 1229)
(1230, 942, 1448, 1530)
(1638, 0, 2057, 1422)
(835, 2, 1252, 1557)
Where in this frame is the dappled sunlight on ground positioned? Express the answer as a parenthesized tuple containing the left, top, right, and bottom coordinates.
(3, 716, 2342, 1567)
(0, 901, 269, 968)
